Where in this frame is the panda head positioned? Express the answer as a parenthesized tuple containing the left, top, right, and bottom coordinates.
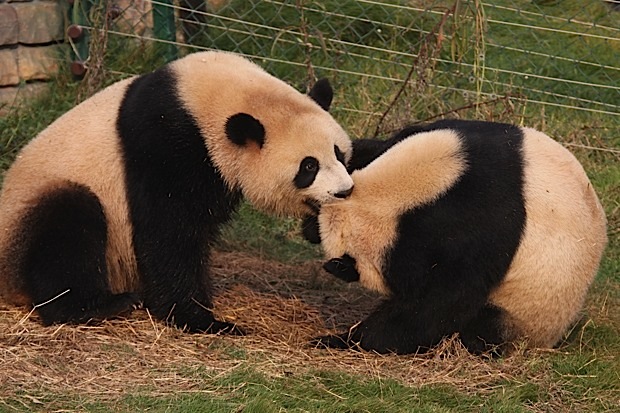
(223, 80, 354, 217)
(173, 52, 354, 217)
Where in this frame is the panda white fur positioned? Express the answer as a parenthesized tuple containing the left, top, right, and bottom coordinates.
(0, 51, 354, 333)
(307, 119, 607, 355)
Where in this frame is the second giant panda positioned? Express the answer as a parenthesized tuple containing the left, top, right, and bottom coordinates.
(0, 51, 354, 333)
(306, 119, 607, 355)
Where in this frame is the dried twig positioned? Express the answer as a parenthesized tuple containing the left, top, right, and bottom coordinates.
(373, 5, 456, 138)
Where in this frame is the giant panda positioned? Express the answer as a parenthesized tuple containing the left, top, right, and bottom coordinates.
(306, 119, 607, 355)
(0, 51, 355, 334)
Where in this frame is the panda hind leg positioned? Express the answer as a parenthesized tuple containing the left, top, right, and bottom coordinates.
(17, 183, 140, 325)
(312, 298, 437, 355)
(459, 304, 510, 356)
(313, 291, 497, 355)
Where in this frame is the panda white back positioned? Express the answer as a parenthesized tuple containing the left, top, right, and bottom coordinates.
(0, 78, 138, 297)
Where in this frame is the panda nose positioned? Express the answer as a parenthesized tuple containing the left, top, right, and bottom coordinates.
(334, 186, 354, 199)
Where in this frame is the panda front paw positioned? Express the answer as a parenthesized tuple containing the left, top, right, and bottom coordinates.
(323, 254, 360, 282)
(167, 309, 245, 335)
(301, 214, 321, 244)
(203, 320, 245, 336)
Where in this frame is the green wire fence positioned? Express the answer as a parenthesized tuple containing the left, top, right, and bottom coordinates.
(67, 0, 620, 133)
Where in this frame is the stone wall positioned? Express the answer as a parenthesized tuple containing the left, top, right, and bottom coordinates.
(0, 0, 65, 112)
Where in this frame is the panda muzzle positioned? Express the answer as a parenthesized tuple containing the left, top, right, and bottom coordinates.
(334, 185, 354, 199)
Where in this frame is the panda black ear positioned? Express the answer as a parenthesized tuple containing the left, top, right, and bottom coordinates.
(308, 78, 333, 111)
(225, 113, 266, 148)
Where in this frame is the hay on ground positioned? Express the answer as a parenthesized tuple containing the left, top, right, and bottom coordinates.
(0, 251, 569, 405)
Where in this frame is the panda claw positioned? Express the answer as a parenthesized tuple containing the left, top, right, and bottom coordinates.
(71, 292, 142, 324)
(311, 333, 354, 350)
(205, 320, 245, 336)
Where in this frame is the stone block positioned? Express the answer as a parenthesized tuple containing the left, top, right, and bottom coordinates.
(114, 0, 153, 36)
(18, 44, 61, 81)
(0, 48, 19, 86)
(0, 82, 49, 116)
(0, 86, 18, 114)
(0, 4, 18, 45)
(14, 1, 64, 44)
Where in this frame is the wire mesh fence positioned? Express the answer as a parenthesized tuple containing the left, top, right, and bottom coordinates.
(69, 0, 620, 134)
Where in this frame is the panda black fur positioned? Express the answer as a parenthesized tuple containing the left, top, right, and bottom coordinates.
(0, 51, 354, 333)
(309, 119, 607, 355)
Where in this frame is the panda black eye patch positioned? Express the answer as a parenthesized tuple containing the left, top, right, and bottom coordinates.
(294, 157, 319, 188)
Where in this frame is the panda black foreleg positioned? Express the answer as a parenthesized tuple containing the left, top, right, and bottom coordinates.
(137, 256, 244, 335)
(145, 283, 243, 335)
(18, 183, 140, 325)
(133, 226, 244, 335)
(301, 214, 321, 244)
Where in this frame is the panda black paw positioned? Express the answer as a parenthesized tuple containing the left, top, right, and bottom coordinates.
(323, 254, 360, 282)
(207, 320, 246, 336)
(191, 320, 245, 336)
(86, 292, 142, 322)
(310, 333, 358, 351)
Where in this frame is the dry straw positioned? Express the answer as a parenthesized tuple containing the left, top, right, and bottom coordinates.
(0, 250, 583, 407)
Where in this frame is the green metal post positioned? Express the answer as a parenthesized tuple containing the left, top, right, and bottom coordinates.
(152, 0, 178, 62)
(67, 0, 95, 76)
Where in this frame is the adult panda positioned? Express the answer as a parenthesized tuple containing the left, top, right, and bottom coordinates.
(306, 119, 607, 355)
(0, 51, 354, 333)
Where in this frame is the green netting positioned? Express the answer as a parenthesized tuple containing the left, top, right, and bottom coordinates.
(70, 0, 620, 133)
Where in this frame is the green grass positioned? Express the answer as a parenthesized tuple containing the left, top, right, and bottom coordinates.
(0, 369, 471, 412)
(0, 368, 583, 412)
(2, 342, 619, 412)
(218, 202, 322, 263)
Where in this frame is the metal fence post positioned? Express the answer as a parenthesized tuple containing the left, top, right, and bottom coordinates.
(152, 0, 179, 62)
(67, 0, 95, 77)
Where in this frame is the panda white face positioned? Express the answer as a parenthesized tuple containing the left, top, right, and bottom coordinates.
(221, 110, 354, 217)
(294, 145, 354, 213)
